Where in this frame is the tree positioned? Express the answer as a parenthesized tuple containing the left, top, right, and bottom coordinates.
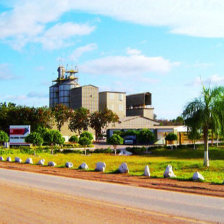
(69, 135, 79, 143)
(0, 103, 53, 133)
(79, 137, 91, 155)
(69, 108, 90, 135)
(25, 132, 43, 146)
(188, 128, 201, 150)
(137, 129, 155, 144)
(183, 86, 224, 167)
(90, 108, 119, 141)
(107, 134, 123, 155)
(165, 133, 178, 141)
(44, 130, 65, 154)
(80, 131, 93, 141)
(52, 104, 72, 131)
(0, 130, 9, 144)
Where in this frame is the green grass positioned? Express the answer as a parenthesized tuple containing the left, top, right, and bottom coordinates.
(0, 146, 224, 184)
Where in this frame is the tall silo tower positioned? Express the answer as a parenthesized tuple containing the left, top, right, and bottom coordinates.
(49, 66, 79, 108)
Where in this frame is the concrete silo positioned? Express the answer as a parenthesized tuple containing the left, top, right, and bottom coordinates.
(49, 66, 79, 108)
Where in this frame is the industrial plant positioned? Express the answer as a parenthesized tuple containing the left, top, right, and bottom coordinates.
(49, 66, 187, 142)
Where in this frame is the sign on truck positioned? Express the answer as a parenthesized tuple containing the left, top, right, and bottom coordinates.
(9, 125, 31, 146)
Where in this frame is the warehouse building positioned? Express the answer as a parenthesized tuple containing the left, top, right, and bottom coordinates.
(99, 91, 126, 118)
(49, 66, 165, 140)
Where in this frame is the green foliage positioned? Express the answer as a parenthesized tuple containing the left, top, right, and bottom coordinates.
(165, 133, 177, 141)
(123, 130, 138, 137)
(113, 130, 123, 136)
(44, 130, 65, 145)
(69, 135, 79, 143)
(183, 86, 224, 166)
(90, 108, 119, 140)
(52, 104, 72, 131)
(25, 132, 43, 146)
(94, 148, 114, 153)
(0, 102, 53, 133)
(126, 147, 147, 155)
(0, 130, 9, 143)
(188, 129, 201, 141)
(137, 129, 155, 144)
(80, 131, 93, 141)
(107, 134, 123, 145)
(69, 108, 90, 135)
(79, 136, 91, 146)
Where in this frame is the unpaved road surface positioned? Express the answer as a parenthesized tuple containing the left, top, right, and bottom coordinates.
(0, 162, 223, 198)
(0, 168, 223, 224)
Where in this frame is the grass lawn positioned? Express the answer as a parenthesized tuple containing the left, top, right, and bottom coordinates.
(0, 146, 224, 184)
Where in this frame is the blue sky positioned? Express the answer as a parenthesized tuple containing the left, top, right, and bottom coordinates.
(1, 0, 224, 119)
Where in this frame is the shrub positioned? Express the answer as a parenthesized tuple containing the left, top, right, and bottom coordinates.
(126, 147, 147, 155)
(25, 132, 43, 146)
(137, 129, 155, 144)
(165, 133, 178, 141)
(107, 134, 123, 145)
(69, 135, 79, 143)
(80, 131, 93, 141)
(94, 148, 114, 153)
(44, 130, 65, 145)
(79, 137, 92, 147)
(0, 130, 9, 144)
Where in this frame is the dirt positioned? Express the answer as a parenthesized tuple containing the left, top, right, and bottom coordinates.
(0, 161, 223, 198)
(0, 181, 212, 224)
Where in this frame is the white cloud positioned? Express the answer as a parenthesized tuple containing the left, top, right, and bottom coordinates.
(27, 92, 48, 98)
(1, 0, 224, 50)
(0, 64, 18, 80)
(2, 92, 48, 107)
(187, 74, 224, 87)
(70, 43, 97, 60)
(36, 23, 95, 50)
(80, 52, 179, 75)
(126, 48, 141, 56)
(69, 0, 224, 38)
(0, 1, 95, 49)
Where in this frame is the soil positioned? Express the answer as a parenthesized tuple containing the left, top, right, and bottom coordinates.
(0, 181, 206, 224)
(0, 161, 223, 198)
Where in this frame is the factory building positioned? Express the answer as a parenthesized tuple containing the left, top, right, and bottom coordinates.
(49, 66, 98, 113)
(126, 92, 154, 120)
(99, 91, 126, 118)
(70, 85, 99, 113)
(49, 66, 79, 108)
(49, 66, 164, 140)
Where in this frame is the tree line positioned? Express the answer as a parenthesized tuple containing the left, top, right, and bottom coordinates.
(0, 102, 119, 141)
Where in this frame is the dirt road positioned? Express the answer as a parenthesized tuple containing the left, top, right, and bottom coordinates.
(0, 181, 202, 224)
(0, 168, 223, 223)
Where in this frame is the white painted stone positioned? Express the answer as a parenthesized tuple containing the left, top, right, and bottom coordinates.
(6, 157, 11, 162)
(38, 159, 45, 165)
(15, 157, 22, 163)
(164, 165, 176, 178)
(118, 162, 129, 173)
(192, 172, 204, 181)
(48, 161, 56, 167)
(65, 162, 73, 168)
(79, 162, 88, 170)
(119, 150, 133, 156)
(25, 158, 33, 164)
(0, 156, 4, 161)
(144, 165, 150, 177)
(95, 162, 106, 172)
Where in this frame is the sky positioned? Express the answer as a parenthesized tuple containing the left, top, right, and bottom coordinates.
(0, 0, 224, 119)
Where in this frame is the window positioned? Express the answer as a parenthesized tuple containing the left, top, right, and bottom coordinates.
(119, 94, 123, 101)
(119, 104, 123, 111)
(109, 93, 114, 99)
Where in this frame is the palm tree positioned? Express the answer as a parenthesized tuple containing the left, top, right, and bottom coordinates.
(183, 86, 224, 167)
